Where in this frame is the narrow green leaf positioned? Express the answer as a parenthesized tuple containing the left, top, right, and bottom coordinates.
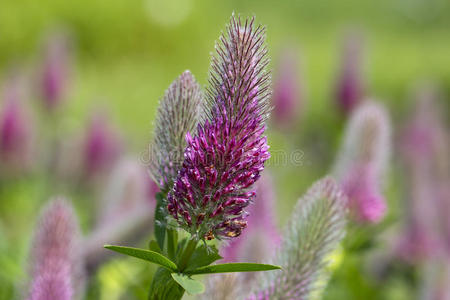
(185, 244, 222, 272)
(186, 263, 282, 275)
(171, 273, 205, 295)
(154, 192, 167, 250)
(149, 240, 162, 254)
(104, 245, 177, 271)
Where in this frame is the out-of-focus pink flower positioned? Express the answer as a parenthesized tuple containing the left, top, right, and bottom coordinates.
(332, 101, 391, 223)
(397, 86, 449, 262)
(0, 77, 34, 175)
(39, 33, 71, 111)
(396, 220, 440, 263)
(342, 164, 386, 223)
(27, 198, 83, 300)
(83, 158, 158, 272)
(400, 89, 442, 161)
(272, 48, 302, 129)
(82, 112, 122, 179)
(335, 32, 365, 114)
(220, 173, 280, 263)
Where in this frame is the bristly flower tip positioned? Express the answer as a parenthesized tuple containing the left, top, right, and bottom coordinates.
(167, 14, 271, 241)
(149, 70, 203, 190)
(247, 177, 347, 300)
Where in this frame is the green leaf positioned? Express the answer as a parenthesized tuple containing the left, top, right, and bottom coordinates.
(149, 240, 162, 254)
(186, 263, 282, 275)
(185, 244, 222, 272)
(104, 245, 177, 272)
(154, 192, 167, 250)
(149, 267, 185, 300)
(171, 273, 205, 295)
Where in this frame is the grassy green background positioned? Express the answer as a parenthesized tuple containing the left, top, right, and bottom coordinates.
(0, 0, 449, 299)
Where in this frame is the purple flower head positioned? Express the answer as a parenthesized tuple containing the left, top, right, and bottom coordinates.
(83, 112, 122, 178)
(335, 32, 365, 114)
(333, 100, 391, 223)
(27, 198, 82, 300)
(0, 78, 34, 174)
(400, 86, 446, 165)
(221, 172, 280, 262)
(247, 177, 347, 300)
(149, 71, 203, 190)
(40, 33, 71, 111)
(272, 47, 302, 129)
(167, 14, 271, 241)
(396, 220, 441, 263)
(342, 163, 386, 223)
(397, 86, 449, 261)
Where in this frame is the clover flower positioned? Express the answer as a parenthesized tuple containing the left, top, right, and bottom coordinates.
(0, 76, 34, 176)
(83, 112, 122, 178)
(397, 86, 448, 261)
(27, 198, 83, 300)
(335, 32, 365, 114)
(149, 71, 203, 190)
(84, 158, 158, 272)
(167, 14, 271, 241)
(341, 163, 386, 223)
(333, 100, 391, 223)
(39, 33, 71, 111)
(247, 177, 347, 300)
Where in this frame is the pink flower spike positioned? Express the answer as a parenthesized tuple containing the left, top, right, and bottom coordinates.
(39, 33, 72, 111)
(0, 76, 34, 176)
(82, 112, 122, 179)
(335, 32, 365, 114)
(27, 198, 83, 300)
(342, 164, 386, 223)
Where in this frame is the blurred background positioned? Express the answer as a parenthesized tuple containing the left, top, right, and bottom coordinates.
(0, 0, 449, 299)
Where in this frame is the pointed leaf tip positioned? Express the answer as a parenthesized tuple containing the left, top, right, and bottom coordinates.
(186, 262, 281, 275)
(104, 245, 177, 271)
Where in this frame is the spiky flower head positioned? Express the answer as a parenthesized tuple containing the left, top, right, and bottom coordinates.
(149, 71, 203, 190)
(272, 47, 302, 129)
(221, 173, 280, 262)
(332, 100, 391, 223)
(83, 112, 122, 178)
(40, 32, 71, 111)
(335, 32, 365, 114)
(341, 163, 386, 223)
(167, 14, 271, 241)
(27, 198, 83, 300)
(247, 177, 347, 300)
(396, 86, 449, 261)
(0, 76, 34, 176)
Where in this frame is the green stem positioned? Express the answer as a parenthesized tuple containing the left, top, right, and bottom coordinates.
(178, 238, 198, 272)
(167, 228, 176, 260)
